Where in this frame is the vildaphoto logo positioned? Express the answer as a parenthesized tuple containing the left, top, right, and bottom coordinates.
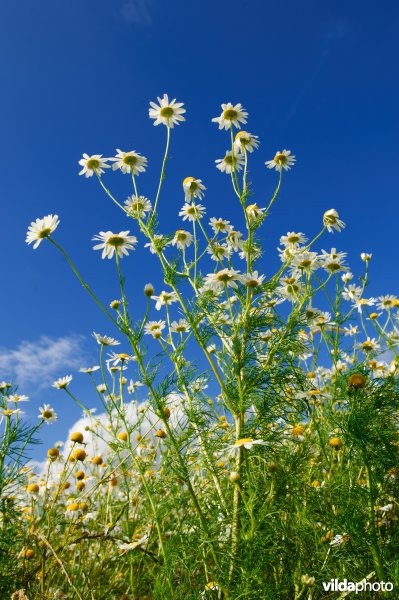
(322, 579, 393, 594)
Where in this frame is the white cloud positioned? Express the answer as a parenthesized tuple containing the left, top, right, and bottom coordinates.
(0, 334, 89, 388)
(121, 0, 152, 25)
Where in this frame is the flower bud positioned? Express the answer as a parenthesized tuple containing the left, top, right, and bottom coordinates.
(144, 284, 154, 297)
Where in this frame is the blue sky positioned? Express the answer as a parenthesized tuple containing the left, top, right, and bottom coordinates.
(1, 0, 398, 457)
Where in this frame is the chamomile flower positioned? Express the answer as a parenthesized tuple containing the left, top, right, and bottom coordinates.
(291, 251, 320, 273)
(124, 195, 152, 217)
(353, 297, 376, 313)
(358, 337, 381, 353)
(172, 229, 193, 249)
(240, 271, 265, 288)
(226, 230, 244, 251)
(234, 131, 260, 153)
(330, 533, 350, 547)
(178, 203, 206, 222)
(245, 203, 265, 222)
(215, 151, 244, 174)
(212, 102, 248, 130)
(144, 320, 166, 338)
(92, 231, 137, 259)
(170, 319, 190, 333)
(127, 379, 144, 393)
(202, 269, 240, 292)
(280, 231, 307, 247)
(78, 154, 110, 177)
(111, 149, 147, 175)
(26, 215, 60, 249)
(52, 375, 72, 390)
(93, 333, 120, 346)
(319, 248, 347, 273)
(265, 150, 296, 171)
(7, 395, 29, 403)
(209, 217, 233, 234)
(38, 404, 57, 424)
(361, 252, 372, 262)
(182, 177, 206, 200)
(149, 94, 186, 127)
(152, 291, 178, 311)
(323, 209, 345, 233)
(79, 366, 101, 374)
(377, 295, 397, 311)
(342, 285, 363, 302)
(228, 438, 267, 452)
(0, 408, 24, 417)
(206, 243, 232, 262)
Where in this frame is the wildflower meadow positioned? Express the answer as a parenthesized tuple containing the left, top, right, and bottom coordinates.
(2, 97, 399, 600)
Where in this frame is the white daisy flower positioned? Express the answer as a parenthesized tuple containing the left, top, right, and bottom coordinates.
(170, 319, 190, 333)
(323, 209, 345, 233)
(202, 269, 240, 292)
(342, 285, 363, 302)
(377, 295, 398, 311)
(341, 272, 353, 283)
(178, 203, 206, 222)
(124, 195, 152, 217)
(358, 338, 381, 353)
(127, 379, 144, 393)
(291, 251, 320, 273)
(209, 217, 233, 234)
(330, 533, 350, 547)
(342, 324, 359, 336)
(78, 154, 110, 178)
(226, 230, 244, 251)
(182, 177, 206, 200)
(152, 291, 178, 311)
(279, 231, 307, 247)
(228, 438, 267, 451)
(110, 149, 147, 175)
(0, 382, 11, 391)
(26, 215, 60, 249)
(149, 94, 186, 127)
(245, 203, 265, 222)
(38, 404, 57, 424)
(117, 534, 149, 554)
(215, 151, 244, 174)
(240, 271, 265, 288)
(144, 320, 166, 337)
(206, 243, 231, 262)
(234, 131, 260, 153)
(79, 366, 101, 374)
(353, 297, 376, 313)
(93, 333, 120, 346)
(319, 248, 347, 273)
(7, 395, 29, 403)
(212, 102, 248, 130)
(107, 352, 136, 366)
(92, 231, 137, 259)
(0, 408, 24, 417)
(52, 375, 72, 390)
(172, 229, 193, 249)
(361, 252, 372, 262)
(265, 150, 296, 172)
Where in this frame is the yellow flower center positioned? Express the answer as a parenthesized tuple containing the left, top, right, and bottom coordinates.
(122, 154, 138, 167)
(216, 272, 234, 283)
(38, 228, 52, 239)
(235, 437, 253, 446)
(107, 235, 125, 247)
(160, 106, 174, 118)
(223, 109, 238, 120)
(86, 158, 100, 170)
(274, 153, 287, 164)
(42, 410, 53, 418)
